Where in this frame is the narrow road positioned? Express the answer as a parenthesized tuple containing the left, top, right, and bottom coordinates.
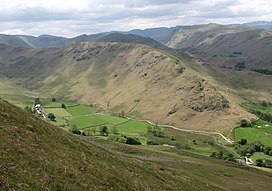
(60, 110, 234, 144)
(124, 116, 234, 144)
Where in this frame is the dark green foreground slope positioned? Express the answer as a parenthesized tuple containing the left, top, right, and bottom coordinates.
(0, 98, 272, 191)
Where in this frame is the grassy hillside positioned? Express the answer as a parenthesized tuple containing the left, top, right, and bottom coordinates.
(0, 42, 241, 132)
(1, 98, 272, 190)
(0, 35, 32, 48)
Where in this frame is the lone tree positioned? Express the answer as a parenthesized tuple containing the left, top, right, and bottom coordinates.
(124, 136, 141, 145)
(61, 103, 66, 109)
(35, 97, 41, 105)
(69, 125, 81, 135)
(48, 113, 56, 121)
(99, 126, 108, 136)
(240, 119, 250, 127)
(238, 138, 247, 145)
(147, 125, 164, 137)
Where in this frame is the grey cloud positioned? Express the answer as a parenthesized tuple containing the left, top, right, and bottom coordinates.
(0, 0, 271, 37)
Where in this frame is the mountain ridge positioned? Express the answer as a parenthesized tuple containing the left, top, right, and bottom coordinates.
(0, 42, 246, 132)
(0, 21, 270, 49)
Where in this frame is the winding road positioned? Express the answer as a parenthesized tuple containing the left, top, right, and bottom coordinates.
(124, 116, 234, 144)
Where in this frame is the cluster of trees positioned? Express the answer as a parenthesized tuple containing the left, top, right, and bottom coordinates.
(48, 113, 56, 121)
(108, 135, 142, 145)
(98, 126, 119, 136)
(99, 126, 108, 136)
(238, 138, 247, 145)
(236, 139, 272, 168)
(235, 139, 264, 156)
(255, 159, 272, 167)
(69, 125, 86, 136)
(235, 62, 245, 71)
(247, 109, 272, 123)
(147, 125, 164, 137)
(240, 119, 251, 127)
(35, 98, 41, 105)
(251, 69, 272, 75)
(264, 147, 272, 156)
(243, 103, 272, 123)
(210, 151, 235, 161)
(146, 140, 159, 145)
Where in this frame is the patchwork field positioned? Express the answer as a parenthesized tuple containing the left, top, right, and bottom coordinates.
(69, 115, 107, 129)
(234, 120, 272, 147)
(44, 108, 72, 117)
(38, 99, 228, 157)
(66, 105, 96, 115)
(43, 101, 78, 108)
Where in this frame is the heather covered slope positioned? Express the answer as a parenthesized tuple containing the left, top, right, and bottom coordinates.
(1, 98, 272, 190)
(0, 42, 247, 132)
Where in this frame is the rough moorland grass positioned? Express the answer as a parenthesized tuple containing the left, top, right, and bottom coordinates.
(44, 108, 72, 117)
(234, 126, 272, 147)
(66, 105, 96, 116)
(46, 117, 67, 126)
(250, 166, 272, 173)
(146, 127, 226, 156)
(0, 79, 36, 107)
(2, 100, 272, 190)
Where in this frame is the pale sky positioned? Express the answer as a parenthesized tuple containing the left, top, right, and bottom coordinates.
(0, 0, 271, 37)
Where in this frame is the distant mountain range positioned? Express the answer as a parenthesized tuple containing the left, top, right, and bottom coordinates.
(0, 21, 270, 49)
(232, 21, 272, 31)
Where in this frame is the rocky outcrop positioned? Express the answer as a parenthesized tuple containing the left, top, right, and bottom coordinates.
(177, 76, 229, 112)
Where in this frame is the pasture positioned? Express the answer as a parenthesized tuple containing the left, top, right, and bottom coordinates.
(69, 115, 106, 129)
(44, 108, 71, 117)
(43, 101, 78, 108)
(66, 105, 96, 116)
(251, 152, 272, 162)
(39, 100, 231, 156)
(234, 125, 272, 147)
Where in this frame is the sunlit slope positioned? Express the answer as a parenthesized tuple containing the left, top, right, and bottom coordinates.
(0, 42, 244, 131)
(1, 98, 272, 190)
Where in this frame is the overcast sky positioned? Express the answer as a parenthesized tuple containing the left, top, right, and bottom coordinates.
(0, 0, 271, 37)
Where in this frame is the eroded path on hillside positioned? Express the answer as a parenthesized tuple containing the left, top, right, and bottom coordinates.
(124, 116, 234, 144)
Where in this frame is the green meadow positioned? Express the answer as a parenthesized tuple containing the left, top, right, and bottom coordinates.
(40, 99, 227, 157)
(66, 105, 96, 115)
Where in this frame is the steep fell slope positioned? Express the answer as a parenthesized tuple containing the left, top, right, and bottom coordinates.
(0, 35, 32, 48)
(0, 42, 244, 132)
(1, 98, 272, 190)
